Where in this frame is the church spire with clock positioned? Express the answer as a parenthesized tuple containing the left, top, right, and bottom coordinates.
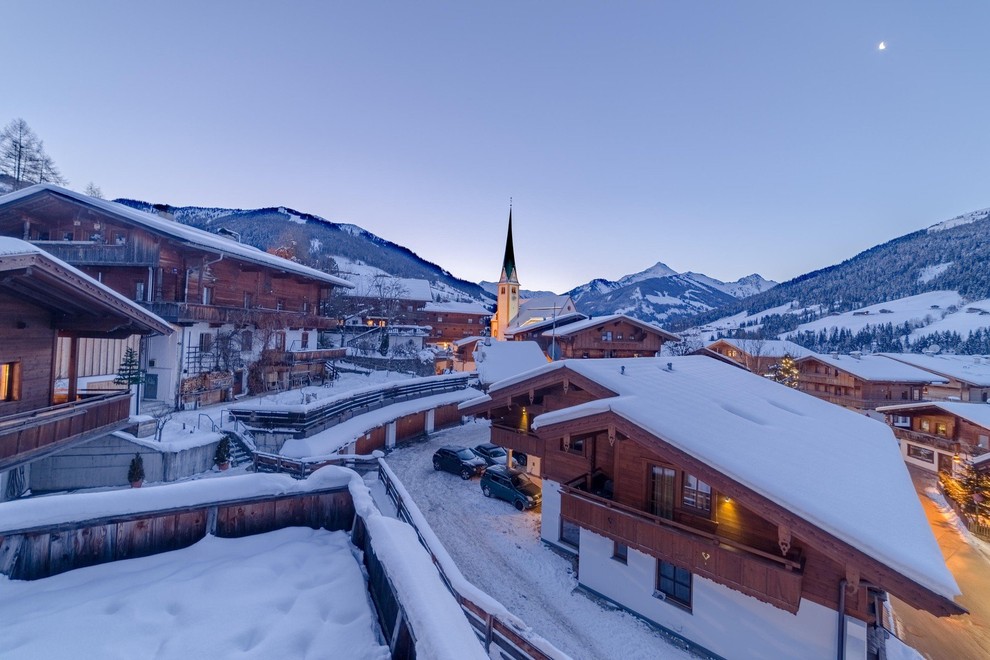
(491, 207, 520, 340)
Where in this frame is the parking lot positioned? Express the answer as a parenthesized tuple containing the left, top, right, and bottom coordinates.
(382, 420, 693, 660)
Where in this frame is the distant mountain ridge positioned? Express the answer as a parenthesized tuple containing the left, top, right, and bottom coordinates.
(113, 199, 492, 303)
(565, 261, 776, 325)
(673, 204, 990, 352)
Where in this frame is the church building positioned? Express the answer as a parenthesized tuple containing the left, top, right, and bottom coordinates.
(490, 209, 580, 343)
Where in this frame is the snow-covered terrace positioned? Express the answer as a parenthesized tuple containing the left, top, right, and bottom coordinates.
(0, 468, 486, 660)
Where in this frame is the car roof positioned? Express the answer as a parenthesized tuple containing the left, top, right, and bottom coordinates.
(485, 464, 523, 476)
(439, 445, 466, 451)
(476, 442, 499, 450)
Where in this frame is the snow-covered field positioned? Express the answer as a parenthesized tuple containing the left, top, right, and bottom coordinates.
(0, 527, 389, 660)
(382, 421, 695, 660)
(784, 291, 963, 337)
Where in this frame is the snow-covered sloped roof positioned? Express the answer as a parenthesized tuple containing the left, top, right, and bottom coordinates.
(0, 184, 353, 289)
(879, 353, 990, 387)
(453, 335, 486, 348)
(876, 400, 990, 430)
(503, 312, 587, 338)
(421, 301, 491, 315)
(542, 313, 679, 341)
(799, 353, 949, 384)
(0, 237, 172, 336)
(510, 294, 576, 329)
(708, 338, 814, 359)
(474, 340, 549, 385)
(487, 356, 958, 602)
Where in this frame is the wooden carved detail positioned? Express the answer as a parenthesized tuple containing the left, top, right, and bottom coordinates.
(777, 525, 792, 557)
(529, 389, 535, 404)
(846, 565, 860, 593)
(562, 378, 569, 394)
(608, 424, 617, 447)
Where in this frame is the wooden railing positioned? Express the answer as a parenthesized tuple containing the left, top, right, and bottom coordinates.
(560, 485, 804, 613)
(31, 241, 159, 266)
(378, 461, 565, 660)
(891, 427, 959, 453)
(491, 424, 544, 458)
(253, 450, 381, 478)
(228, 373, 472, 435)
(139, 301, 338, 328)
(0, 391, 131, 471)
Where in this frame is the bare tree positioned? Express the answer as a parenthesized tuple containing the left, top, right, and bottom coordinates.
(0, 118, 67, 188)
(85, 182, 104, 198)
(147, 402, 175, 442)
(0, 118, 38, 185)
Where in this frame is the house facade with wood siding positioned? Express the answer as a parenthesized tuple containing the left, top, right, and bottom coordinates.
(796, 354, 947, 411)
(878, 401, 990, 475)
(542, 314, 679, 360)
(0, 185, 353, 409)
(706, 338, 814, 375)
(0, 238, 171, 501)
(459, 357, 962, 659)
(878, 353, 990, 403)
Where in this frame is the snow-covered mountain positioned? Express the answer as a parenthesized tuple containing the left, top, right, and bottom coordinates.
(565, 262, 776, 325)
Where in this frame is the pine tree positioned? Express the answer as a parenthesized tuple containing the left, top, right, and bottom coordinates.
(114, 347, 144, 387)
(767, 355, 800, 388)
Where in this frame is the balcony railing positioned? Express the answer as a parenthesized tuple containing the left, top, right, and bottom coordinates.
(561, 483, 804, 613)
(31, 241, 159, 266)
(0, 391, 132, 471)
(491, 424, 544, 458)
(140, 301, 338, 328)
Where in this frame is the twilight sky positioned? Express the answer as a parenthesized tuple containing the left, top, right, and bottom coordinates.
(4, 2, 990, 293)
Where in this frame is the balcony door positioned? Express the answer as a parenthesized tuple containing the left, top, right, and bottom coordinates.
(649, 465, 677, 520)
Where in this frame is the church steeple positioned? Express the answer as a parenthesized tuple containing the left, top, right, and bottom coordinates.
(499, 208, 518, 284)
(492, 205, 521, 340)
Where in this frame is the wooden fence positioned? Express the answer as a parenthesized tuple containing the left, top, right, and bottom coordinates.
(937, 480, 990, 542)
(377, 461, 564, 660)
(0, 489, 354, 581)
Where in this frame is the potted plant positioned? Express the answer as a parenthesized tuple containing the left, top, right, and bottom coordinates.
(215, 437, 231, 471)
(128, 453, 145, 488)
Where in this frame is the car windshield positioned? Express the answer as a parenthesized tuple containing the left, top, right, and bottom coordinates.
(511, 473, 533, 488)
(489, 447, 506, 457)
(456, 449, 476, 460)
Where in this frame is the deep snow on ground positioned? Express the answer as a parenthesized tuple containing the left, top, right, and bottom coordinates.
(383, 420, 695, 660)
(0, 528, 390, 660)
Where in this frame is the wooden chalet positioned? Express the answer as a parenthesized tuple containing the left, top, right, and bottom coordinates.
(0, 185, 353, 408)
(0, 238, 171, 500)
(460, 357, 963, 659)
(877, 401, 990, 474)
(706, 338, 813, 375)
(502, 311, 586, 344)
(796, 353, 947, 411)
(412, 301, 492, 348)
(878, 353, 990, 403)
(542, 314, 679, 360)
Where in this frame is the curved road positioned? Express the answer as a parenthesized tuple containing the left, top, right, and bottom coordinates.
(891, 467, 990, 660)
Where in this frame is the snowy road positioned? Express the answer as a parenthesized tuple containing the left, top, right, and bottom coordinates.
(383, 420, 694, 660)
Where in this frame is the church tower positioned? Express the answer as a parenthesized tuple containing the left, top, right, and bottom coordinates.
(491, 208, 520, 340)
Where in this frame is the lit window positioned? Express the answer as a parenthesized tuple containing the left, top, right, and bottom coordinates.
(0, 362, 20, 401)
(655, 560, 692, 609)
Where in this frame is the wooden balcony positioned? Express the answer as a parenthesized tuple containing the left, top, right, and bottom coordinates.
(891, 427, 962, 454)
(561, 484, 804, 613)
(491, 424, 544, 458)
(0, 392, 132, 471)
(140, 301, 338, 329)
(31, 241, 159, 266)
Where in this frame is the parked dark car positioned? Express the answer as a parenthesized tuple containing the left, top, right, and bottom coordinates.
(480, 465, 542, 510)
(472, 442, 519, 467)
(433, 445, 487, 480)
